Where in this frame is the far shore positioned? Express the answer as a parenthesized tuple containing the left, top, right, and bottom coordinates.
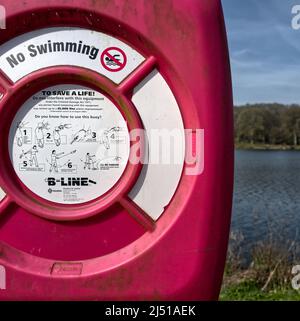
(235, 143, 300, 151)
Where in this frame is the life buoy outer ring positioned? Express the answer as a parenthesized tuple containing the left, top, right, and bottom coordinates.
(0, 0, 233, 300)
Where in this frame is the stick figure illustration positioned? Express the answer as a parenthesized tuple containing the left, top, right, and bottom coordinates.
(70, 127, 93, 144)
(49, 149, 76, 173)
(35, 122, 49, 148)
(53, 124, 71, 147)
(20, 145, 39, 167)
(100, 127, 122, 149)
(16, 122, 27, 147)
(83, 153, 96, 170)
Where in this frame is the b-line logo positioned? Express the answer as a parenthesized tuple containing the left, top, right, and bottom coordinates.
(45, 177, 97, 187)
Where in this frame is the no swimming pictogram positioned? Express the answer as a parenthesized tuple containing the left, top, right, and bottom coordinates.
(100, 47, 127, 72)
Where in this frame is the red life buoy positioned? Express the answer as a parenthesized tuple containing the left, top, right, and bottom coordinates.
(0, 0, 233, 300)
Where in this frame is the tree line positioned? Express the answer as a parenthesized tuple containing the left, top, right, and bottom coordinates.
(234, 104, 300, 146)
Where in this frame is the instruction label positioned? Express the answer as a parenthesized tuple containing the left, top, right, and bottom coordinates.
(9, 84, 130, 204)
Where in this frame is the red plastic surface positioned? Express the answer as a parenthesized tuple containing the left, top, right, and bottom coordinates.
(0, 0, 233, 300)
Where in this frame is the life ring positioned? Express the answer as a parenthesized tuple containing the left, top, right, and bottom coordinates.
(0, 0, 233, 300)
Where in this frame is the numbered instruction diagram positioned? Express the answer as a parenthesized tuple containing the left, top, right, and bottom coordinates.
(9, 85, 130, 204)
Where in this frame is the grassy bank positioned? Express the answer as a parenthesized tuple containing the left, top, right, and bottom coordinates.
(220, 280, 300, 300)
(220, 232, 300, 300)
(235, 142, 300, 151)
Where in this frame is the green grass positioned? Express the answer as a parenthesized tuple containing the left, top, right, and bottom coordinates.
(222, 231, 300, 301)
(220, 280, 300, 301)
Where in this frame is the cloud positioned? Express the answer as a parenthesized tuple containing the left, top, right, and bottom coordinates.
(222, 0, 300, 105)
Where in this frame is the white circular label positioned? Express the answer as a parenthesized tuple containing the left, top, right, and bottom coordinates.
(9, 85, 130, 204)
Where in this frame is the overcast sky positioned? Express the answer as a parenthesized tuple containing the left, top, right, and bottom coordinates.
(222, 0, 300, 105)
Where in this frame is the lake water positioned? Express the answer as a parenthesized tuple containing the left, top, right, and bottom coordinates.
(232, 150, 300, 255)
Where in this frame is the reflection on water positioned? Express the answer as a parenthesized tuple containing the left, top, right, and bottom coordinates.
(232, 150, 300, 254)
